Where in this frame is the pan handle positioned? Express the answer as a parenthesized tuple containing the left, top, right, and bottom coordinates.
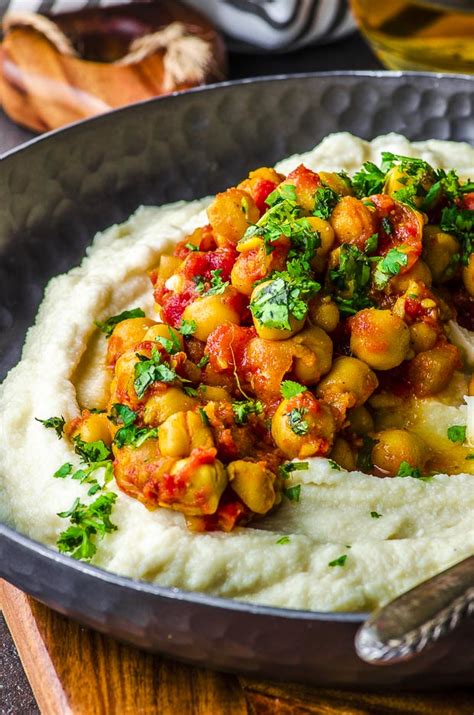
(355, 555, 474, 665)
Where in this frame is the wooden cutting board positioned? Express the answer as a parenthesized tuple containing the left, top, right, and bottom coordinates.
(1, 580, 473, 715)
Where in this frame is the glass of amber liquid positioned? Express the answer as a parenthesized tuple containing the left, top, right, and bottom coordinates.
(350, 0, 474, 73)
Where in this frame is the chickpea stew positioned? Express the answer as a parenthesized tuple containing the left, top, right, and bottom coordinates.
(40, 151, 474, 557)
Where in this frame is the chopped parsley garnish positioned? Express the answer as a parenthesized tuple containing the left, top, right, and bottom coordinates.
(287, 407, 309, 436)
(465, 454, 474, 460)
(193, 275, 206, 293)
(370, 511, 382, 519)
(280, 380, 307, 399)
(179, 319, 197, 336)
(134, 348, 177, 398)
(232, 399, 263, 425)
(54, 463, 73, 479)
(381, 217, 392, 235)
(440, 206, 474, 265)
(352, 161, 386, 198)
(198, 407, 210, 426)
(265, 183, 297, 207)
(313, 186, 339, 220)
(276, 536, 291, 545)
(283, 484, 301, 502)
(397, 461, 422, 479)
(365, 233, 379, 254)
(447, 425, 466, 444)
(328, 554, 347, 568)
(183, 386, 199, 398)
(250, 273, 319, 331)
(278, 461, 309, 479)
(206, 269, 229, 296)
(328, 459, 341, 471)
(356, 435, 377, 472)
(329, 244, 375, 315)
(95, 308, 145, 338)
(184, 242, 199, 251)
(35, 415, 65, 439)
(154, 326, 182, 354)
(108, 403, 158, 448)
(57, 492, 118, 561)
(197, 355, 210, 369)
(73, 437, 111, 464)
(373, 248, 408, 289)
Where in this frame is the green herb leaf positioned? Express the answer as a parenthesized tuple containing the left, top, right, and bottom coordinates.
(109, 403, 137, 427)
(197, 355, 210, 369)
(278, 461, 309, 479)
(328, 554, 347, 567)
(198, 407, 210, 426)
(356, 436, 378, 473)
(265, 183, 297, 207)
(57, 492, 118, 561)
(440, 206, 474, 265)
(365, 233, 379, 255)
(35, 415, 65, 439)
(374, 248, 408, 289)
(53, 462, 73, 479)
(206, 269, 229, 296)
(283, 484, 301, 502)
(352, 161, 386, 198)
(276, 536, 291, 545)
(73, 437, 111, 464)
(280, 380, 307, 399)
(328, 459, 341, 471)
(179, 320, 197, 336)
(329, 244, 375, 315)
(287, 407, 309, 436)
(397, 461, 422, 478)
(134, 349, 177, 398)
(185, 242, 199, 252)
(232, 399, 263, 425)
(95, 308, 145, 338)
(313, 186, 339, 220)
(370, 511, 382, 519)
(447, 425, 467, 444)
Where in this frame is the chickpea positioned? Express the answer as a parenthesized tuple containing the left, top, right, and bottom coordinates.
(371, 429, 428, 477)
(207, 188, 259, 246)
(109, 351, 144, 409)
(143, 387, 198, 425)
(407, 342, 460, 397)
(279, 164, 321, 212)
(198, 385, 231, 402)
(423, 225, 460, 284)
(306, 216, 335, 273)
(155, 254, 182, 281)
(250, 280, 304, 340)
(329, 438, 356, 471)
(330, 196, 377, 251)
(159, 411, 214, 458)
(348, 405, 374, 436)
(319, 171, 354, 197)
(292, 325, 333, 384)
(389, 260, 432, 292)
(350, 308, 410, 370)
(143, 323, 184, 352)
(106, 317, 156, 366)
(168, 457, 228, 515)
(463, 253, 474, 298)
(271, 391, 336, 459)
(182, 289, 241, 342)
(227, 460, 277, 514)
(384, 166, 434, 208)
(316, 356, 378, 422)
(308, 295, 340, 333)
(409, 322, 438, 354)
(70, 411, 112, 446)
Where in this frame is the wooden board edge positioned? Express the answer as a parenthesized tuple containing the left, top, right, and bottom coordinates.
(0, 580, 72, 715)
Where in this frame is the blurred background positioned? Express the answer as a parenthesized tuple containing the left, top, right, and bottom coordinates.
(0, 0, 472, 144)
(0, 0, 474, 145)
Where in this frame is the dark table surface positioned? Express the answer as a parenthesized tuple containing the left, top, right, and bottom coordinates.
(0, 29, 382, 715)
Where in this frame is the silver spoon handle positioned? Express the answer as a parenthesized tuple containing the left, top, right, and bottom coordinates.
(355, 555, 474, 665)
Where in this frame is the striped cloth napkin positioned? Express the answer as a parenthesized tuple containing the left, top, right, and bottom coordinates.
(0, 0, 354, 51)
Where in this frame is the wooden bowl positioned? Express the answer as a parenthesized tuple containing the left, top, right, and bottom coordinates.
(0, 0, 226, 133)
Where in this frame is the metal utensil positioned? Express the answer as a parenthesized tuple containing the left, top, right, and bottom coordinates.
(356, 556, 474, 665)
